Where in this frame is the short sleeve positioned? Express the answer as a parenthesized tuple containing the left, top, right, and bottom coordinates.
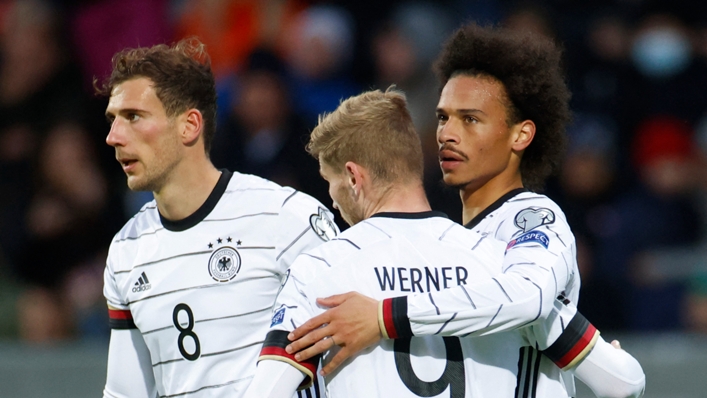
(273, 192, 338, 274)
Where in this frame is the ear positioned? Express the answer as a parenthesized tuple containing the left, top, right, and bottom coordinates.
(511, 120, 535, 152)
(344, 161, 367, 196)
(180, 109, 203, 147)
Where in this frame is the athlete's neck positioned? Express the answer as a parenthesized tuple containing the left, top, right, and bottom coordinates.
(364, 181, 431, 219)
(460, 172, 523, 224)
(153, 157, 221, 221)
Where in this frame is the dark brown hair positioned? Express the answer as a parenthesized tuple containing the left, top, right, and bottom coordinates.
(307, 88, 423, 185)
(95, 38, 217, 153)
(435, 23, 570, 191)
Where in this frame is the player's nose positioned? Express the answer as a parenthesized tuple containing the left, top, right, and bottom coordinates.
(437, 120, 460, 145)
(106, 119, 126, 148)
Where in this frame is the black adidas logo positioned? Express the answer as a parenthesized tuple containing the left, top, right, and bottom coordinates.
(132, 272, 151, 293)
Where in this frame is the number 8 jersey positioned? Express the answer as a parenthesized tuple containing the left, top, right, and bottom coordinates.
(103, 170, 337, 398)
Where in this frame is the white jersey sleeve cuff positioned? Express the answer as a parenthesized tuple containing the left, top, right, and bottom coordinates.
(243, 359, 307, 398)
(574, 336, 646, 398)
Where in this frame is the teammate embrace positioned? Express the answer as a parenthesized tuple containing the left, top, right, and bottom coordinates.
(100, 23, 644, 398)
(250, 23, 645, 398)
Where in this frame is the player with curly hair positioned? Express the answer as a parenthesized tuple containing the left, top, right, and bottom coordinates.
(286, 23, 645, 398)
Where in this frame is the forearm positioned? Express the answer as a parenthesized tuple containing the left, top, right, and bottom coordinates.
(243, 360, 306, 398)
(379, 268, 556, 338)
(104, 329, 157, 398)
(573, 336, 646, 398)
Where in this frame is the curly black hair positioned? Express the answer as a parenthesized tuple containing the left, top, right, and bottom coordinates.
(435, 23, 570, 192)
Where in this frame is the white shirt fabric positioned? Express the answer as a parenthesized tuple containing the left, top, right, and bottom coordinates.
(102, 170, 338, 398)
(251, 212, 572, 398)
(574, 336, 646, 398)
(400, 190, 583, 397)
(247, 335, 646, 398)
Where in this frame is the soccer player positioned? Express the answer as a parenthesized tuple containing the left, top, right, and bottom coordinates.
(99, 39, 337, 398)
(285, 24, 645, 398)
(243, 88, 586, 398)
(246, 90, 548, 398)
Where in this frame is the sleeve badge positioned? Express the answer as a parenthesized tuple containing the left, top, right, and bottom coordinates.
(514, 207, 555, 232)
(310, 207, 338, 241)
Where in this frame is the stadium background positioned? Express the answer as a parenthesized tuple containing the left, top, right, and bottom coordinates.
(0, 0, 705, 396)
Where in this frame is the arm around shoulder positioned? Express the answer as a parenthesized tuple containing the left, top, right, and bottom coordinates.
(389, 261, 559, 338)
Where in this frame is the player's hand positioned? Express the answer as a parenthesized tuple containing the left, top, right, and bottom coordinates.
(286, 291, 381, 376)
(611, 340, 622, 350)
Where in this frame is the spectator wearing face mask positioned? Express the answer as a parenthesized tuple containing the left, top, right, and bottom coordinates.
(615, 11, 707, 173)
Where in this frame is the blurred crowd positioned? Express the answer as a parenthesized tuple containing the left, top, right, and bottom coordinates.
(0, 0, 706, 343)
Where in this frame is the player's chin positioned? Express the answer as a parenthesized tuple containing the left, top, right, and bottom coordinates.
(441, 173, 469, 190)
(341, 212, 358, 227)
(126, 175, 151, 192)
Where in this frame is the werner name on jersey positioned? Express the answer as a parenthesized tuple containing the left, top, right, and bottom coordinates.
(379, 189, 586, 397)
(257, 212, 586, 398)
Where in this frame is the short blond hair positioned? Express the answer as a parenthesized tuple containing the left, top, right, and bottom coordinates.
(307, 88, 423, 184)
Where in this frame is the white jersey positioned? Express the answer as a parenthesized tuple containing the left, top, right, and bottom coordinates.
(258, 212, 580, 398)
(103, 170, 338, 398)
(466, 189, 581, 397)
(385, 189, 588, 398)
(466, 189, 580, 303)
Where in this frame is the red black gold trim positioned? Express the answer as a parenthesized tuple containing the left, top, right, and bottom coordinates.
(379, 296, 413, 339)
(108, 308, 136, 329)
(258, 330, 320, 390)
(542, 312, 600, 370)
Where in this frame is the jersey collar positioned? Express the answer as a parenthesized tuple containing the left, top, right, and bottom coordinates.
(370, 211, 448, 220)
(463, 188, 528, 229)
(160, 169, 233, 232)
